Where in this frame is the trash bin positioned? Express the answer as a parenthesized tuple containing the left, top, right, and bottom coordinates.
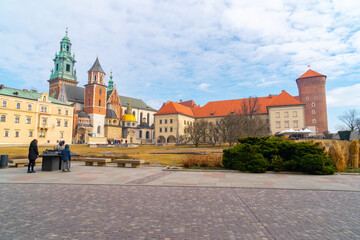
(0, 155, 8, 168)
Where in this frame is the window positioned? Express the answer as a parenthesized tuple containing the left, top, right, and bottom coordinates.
(29, 131, 33, 137)
(312, 110, 315, 114)
(16, 103, 21, 109)
(65, 110, 68, 115)
(66, 64, 70, 72)
(284, 121, 289, 128)
(276, 121, 281, 128)
(97, 126, 101, 134)
(28, 104, 32, 110)
(160, 120, 162, 124)
(159, 128, 162, 132)
(99, 100, 101, 107)
(15, 131, 19, 137)
(306, 97, 309, 100)
(133, 111, 135, 116)
(4, 130, 9, 137)
(2, 101, 7, 107)
(57, 120, 61, 126)
(113, 120, 116, 124)
(184, 120, 186, 125)
(165, 119, 168, 124)
(94, 75, 97, 81)
(39, 132, 45, 138)
(56, 64, 59, 71)
(276, 112, 280, 118)
(60, 132, 64, 138)
(58, 109, 61, 114)
(312, 102, 315, 107)
(170, 127, 173, 132)
(64, 121, 68, 127)
(170, 119, 173, 124)
(139, 130, 142, 138)
(187, 121, 190, 125)
(14, 116, 20, 123)
(284, 112, 289, 118)
(293, 120, 298, 128)
(315, 96, 318, 99)
(165, 127, 168, 132)
(0, 115, 5, 122)
(41, 106, 47, 112)
(312, 119, 316, 123)
(26, 117, 31, 124)
(66, 46, 69, 52)
(293, 111, 297, 117)
(100, 76, 103, 83)
(42, 119, 47, 125)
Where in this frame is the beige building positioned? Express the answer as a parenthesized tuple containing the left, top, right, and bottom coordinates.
(0, 85, 73, 145)
(155, 91, 306, 143)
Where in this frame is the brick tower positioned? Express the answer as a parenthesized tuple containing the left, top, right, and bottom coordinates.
(296, 69, 328, 134)
(48, 29, 78, 98)
(84, 57, 107, 137)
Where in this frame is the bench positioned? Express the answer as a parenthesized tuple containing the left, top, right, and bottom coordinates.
(9, 159, 42, 168)
(113, 159, 140, 168)
(81, 158, 111, 166)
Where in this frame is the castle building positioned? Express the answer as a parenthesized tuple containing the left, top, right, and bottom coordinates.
(155, 69, 328, 143)
(51, 31, 157, 144)
(0, 85, 73, 144)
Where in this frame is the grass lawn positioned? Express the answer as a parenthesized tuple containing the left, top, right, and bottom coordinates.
(0, 144, 227, 166)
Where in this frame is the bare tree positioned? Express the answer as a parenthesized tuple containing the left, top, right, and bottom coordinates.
(241, 96, 260, 118)
(338, 109, 359, 131)
(208, 122, 220, 146)
(184, 120, 209, 147)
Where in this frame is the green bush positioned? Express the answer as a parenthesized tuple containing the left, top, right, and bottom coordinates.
(223, 136, 335, 175)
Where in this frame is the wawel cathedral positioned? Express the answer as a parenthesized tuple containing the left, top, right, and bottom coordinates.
(49, 31, 157, 144)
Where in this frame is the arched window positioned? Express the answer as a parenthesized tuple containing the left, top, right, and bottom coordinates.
(99, 100, 101, 106)
(140, 112, 143, 123)
(146, 131, 150, 139)
(97, 126, 101, 134)
(89, 75, 91, 81)
(133, 111, 135, 116)
(94, 75, 97, 81)
(139, 130, 142, 138)
(66, 46, 69, 52)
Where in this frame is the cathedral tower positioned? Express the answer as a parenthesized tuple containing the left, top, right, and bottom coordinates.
(48, 29, 78, 98)
(296, 69, 328, 134)
(84, 57, 107, 137)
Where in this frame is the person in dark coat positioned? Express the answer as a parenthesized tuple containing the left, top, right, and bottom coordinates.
(61, 144, 71, 172)
(28, 139, 39, 173)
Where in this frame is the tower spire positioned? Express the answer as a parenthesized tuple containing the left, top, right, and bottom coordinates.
(107, 68, 114, 91)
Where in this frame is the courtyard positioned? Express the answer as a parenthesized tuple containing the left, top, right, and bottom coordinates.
(0, 163, 359, 239)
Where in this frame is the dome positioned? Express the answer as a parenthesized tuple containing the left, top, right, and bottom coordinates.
(122, 114, 136, 122)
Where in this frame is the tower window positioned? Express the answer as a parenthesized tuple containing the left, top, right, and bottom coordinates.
(312, 119, 316, 123)
(312, 102, 315, 107)
(94, 75, 97, 81)
(99, 100, 101, 106)
(66, 64, 70, 72)
(56, 64, 59, 71)
(312, 110, 315, 114)
(100, 76, 102, 83)
(306, 97, 309, 100)
(66, 46, 69, 52)
(315, 96, 318, 99)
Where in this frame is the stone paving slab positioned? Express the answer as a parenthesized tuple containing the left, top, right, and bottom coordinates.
(0, 184, 359, 240)
(0, 162, 359, 191)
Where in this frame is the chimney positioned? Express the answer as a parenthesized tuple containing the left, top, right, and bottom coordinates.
(0, 84, 4, 89)
(180, 99, 182, 103)
(23, 89, 28, 92)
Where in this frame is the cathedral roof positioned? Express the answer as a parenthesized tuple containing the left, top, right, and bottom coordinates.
(119, 95, 157, 111)
(106, 109, 118, 118)
(122, 113, 137, 122)
(63, 85, 84, 103)
(88, 57, 105, 73)
(77, 111, 90, 118)
(297, 69, 326, 79)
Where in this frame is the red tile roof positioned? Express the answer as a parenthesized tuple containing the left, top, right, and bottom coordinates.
(297, 69, 325, 79)
(156, 91, 304, 118)
(179, 100, 197, 108)
(268, 90, 304, 107)
(154, 101, 195, 117)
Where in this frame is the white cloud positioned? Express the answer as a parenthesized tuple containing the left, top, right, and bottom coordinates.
(327, 83, 360, 107)
(198, 83, 210, 91)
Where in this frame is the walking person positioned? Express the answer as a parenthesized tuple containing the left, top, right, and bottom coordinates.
(61, 144, 71, 172)
(27, 139, 39, 173)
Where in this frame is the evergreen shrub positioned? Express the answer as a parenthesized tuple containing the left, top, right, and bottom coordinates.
(223, 136, 335, 175)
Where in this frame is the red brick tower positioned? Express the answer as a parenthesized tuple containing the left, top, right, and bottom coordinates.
(296, 69, 328, 134)
(84, 57, 107, 137)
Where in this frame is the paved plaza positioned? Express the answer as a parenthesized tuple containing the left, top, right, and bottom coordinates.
(0, 163, 359, 239)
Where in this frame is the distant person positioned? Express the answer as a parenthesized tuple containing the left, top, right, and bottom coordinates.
(56, 141, 64, 151)
(125, 140, 128, 144)
(27, 139, 39, 173)
(61, 144, 71, 172)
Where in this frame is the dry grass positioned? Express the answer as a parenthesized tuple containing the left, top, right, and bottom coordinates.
(0, 144, 226, 166)
(182, 154, 223, 168)
(328, 140, 347, 172)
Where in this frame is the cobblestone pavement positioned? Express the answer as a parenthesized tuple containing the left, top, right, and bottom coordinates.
(0, 184, 359, 240)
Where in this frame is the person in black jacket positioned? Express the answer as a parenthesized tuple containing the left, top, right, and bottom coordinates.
(28, 139, 39, 173)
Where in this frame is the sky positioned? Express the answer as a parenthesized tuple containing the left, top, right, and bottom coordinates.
(1, 0, 360, 133)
